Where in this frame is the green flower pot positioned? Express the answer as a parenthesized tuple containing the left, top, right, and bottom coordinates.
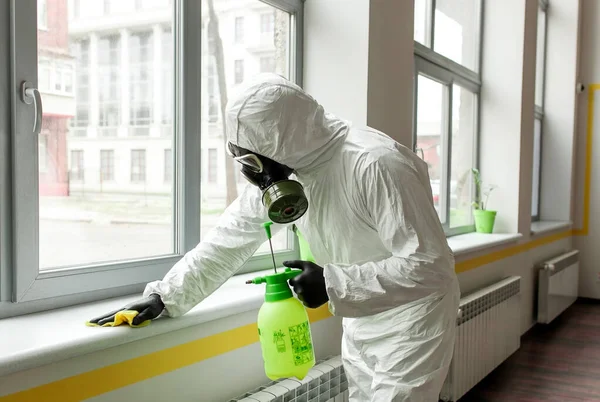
(473, 209, 497, 233)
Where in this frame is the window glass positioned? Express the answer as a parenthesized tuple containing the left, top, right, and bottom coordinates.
(201, 1, 290, 253)
(38, 2, 175, 269)
(449, 84, 476, 228)
(532, 118, 542, 217)
(433, 0, 480, 71)
(535, 8, 547, 108)
(415, 75, 447, 223)
(414, 0, 431, 46)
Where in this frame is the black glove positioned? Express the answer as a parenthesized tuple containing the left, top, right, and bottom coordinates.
(284, 260, 329, 309)
(88, 294, 165, 326)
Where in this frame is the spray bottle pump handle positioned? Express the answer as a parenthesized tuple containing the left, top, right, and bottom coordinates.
(245, 268, 302, 285)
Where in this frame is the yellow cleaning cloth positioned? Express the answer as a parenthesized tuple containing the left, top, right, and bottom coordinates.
(85, 310, 151, 328)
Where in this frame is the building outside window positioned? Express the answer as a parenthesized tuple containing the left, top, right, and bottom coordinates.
(234, 59, 244, 84)
(260, 12, 274, 33)
(164, 148, 172, 183)
(260, 56, 275, 73)
(98, 35, 120, 137)
(70, 150, 84, 181)
(100, 150, 115, 181)
(72, 40, 90, 136)
(129, 32, 153, 136)
(208, 148, 217, 183)
(234, 16, 244, 43)
(130, 149, 146, 182)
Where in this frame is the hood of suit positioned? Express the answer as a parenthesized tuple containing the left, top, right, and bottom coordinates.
(225, 73, 349, 173)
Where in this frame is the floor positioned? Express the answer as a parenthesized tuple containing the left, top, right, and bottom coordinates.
(460, 299, 600, 402)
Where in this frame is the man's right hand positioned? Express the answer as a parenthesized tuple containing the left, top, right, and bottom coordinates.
(88, 294, 165, 326)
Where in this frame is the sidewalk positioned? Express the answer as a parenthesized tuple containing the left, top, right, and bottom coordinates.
(40, 195, 225, 226)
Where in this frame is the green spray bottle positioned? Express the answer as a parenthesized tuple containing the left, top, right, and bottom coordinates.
(246, 223, 316, 380)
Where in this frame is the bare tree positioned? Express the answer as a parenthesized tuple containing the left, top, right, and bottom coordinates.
(207, 0, 238, 206)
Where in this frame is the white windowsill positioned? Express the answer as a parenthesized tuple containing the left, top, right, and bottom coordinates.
(530, 220, 572, 236)
(447, 232, 523, 257)
(0, 269, 270, 377)
(0, 232, 523, 378)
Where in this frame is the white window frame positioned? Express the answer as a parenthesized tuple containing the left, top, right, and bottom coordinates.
(532, 0, 548, 222)
(412, 0, 483, 237)
(2, 0, 304, 316)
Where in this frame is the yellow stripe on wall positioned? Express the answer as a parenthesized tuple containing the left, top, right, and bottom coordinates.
(2, 85, 598, 402)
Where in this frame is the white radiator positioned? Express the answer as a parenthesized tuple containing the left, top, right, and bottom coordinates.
(232, 356, 348, 402)
(537, 249, 579, 324)
(439, 276, 521, 402)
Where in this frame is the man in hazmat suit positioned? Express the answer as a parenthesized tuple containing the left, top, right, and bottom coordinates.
(90, 73, 460, 401)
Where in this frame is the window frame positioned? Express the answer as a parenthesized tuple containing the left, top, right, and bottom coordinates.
(532, 0, 548, 222)
(3, 0, 304, 314)
(412, 0, 483, 237)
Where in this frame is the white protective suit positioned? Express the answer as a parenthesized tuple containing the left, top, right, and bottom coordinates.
(144, 73, 460, 401)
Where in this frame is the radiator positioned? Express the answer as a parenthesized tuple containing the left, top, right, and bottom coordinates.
(231, 356, 348, 402)
(439, 276, 521, 402)
(537, 249, 579, 324)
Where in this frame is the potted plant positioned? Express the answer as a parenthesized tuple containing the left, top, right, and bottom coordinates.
(471, 168, 497, 233)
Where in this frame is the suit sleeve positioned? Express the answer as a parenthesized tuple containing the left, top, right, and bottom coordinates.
(143, 184, 284, 317)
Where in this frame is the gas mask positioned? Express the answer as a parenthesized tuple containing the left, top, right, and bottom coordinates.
(227, 142, 308, 224)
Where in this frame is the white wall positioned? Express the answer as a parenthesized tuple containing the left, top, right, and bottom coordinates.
(303, 0, 370, 126)
(574, 0, 600, 299)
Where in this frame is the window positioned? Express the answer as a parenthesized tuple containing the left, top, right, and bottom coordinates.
(7, 0, 300, 311)
(415, 0, 481, 71)
(234, 17, 244, 43)
(129, 31, 153, 136)
(70, 150, 84, 181)
(103, 0, 111, 15)
(532, 1, 548, 220)
(207, 60, 218, 123)
(162, 28, 174, 125)
(234, 59, 244, 84)
(130, 149, 146, 182)
(37, 0, 47, 30)
(72, 39, 90, 135)
(38, 134, 48, 173)
(260, 56, 275, 73)
(208, 148, 218, 183)
(98, 35, 120, 136)
(100, 150, 115, 181)
(261, 13, 274, 34)
(164, 148, 172, 183)
(413, 0, 481, 235)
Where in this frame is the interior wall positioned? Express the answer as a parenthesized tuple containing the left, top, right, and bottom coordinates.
(574, 0, 600, 299)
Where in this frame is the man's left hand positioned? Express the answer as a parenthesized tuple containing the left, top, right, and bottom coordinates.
(283, 260, 329, 309)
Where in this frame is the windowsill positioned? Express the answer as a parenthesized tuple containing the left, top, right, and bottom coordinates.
(447, 232, 523, 257)
(530, 220, 572, 236)
(0, 232, 523, 378)
(0, 269, 270, 377)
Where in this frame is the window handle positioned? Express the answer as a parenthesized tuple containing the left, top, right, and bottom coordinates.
(21, 81, 43, 134)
